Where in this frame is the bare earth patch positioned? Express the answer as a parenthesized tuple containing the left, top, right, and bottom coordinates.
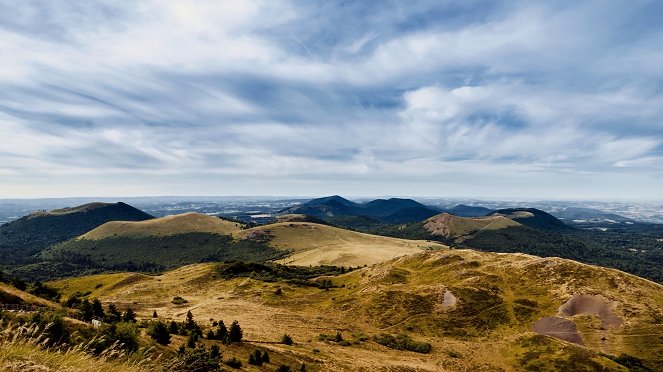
(557, 294, 623, 328)
(533, 316, 584, 344)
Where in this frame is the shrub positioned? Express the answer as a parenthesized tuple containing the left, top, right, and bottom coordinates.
(276, 365, 292, 372)
(31, 310, 70, 346)
(148, 320, 171, 346)
(224, 357, 242, 369)
(373, 333, 431, 353)
(248, 350, 264, 366)
(281, 334, 293, 345)
(172, 296, 188, 305)
(123, 307, 136, 323)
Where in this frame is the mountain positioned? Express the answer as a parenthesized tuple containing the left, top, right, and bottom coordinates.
(490, 208, 574, 232)
(49, 249, 663, 371)
(0, 202, 154, 264)
(422, 212, 521, 240)
(447, 204, 494, 217)
(35, 213, 282, 278)
(376, 211, 663, 283)
(281, 195, 439, 224)
(552, 207, 635, 223)
(30, 213, 444, 279)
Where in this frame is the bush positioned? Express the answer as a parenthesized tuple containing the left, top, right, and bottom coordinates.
(248, 350, 264, 366)
(281, 334, 293, 345)
(172, 296, 188, 305)
(373, 333, 431, 353)
(31, 310, 70, 346)
(92, 322, 140, 353)
(148, 320, 171, 345)
(276, 365, 292, 372)
(224, 357, 242, 369)
(123, 307, 136, 322)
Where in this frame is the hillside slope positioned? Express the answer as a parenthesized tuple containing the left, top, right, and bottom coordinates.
(490, 208, 574, 232)
(36, 213, 282, 278)
(0, 202, 154, 264)
(49, 250, 663, 371)
(240, 221, 445, 267)
(79, 212, 243, 239)
(423, 213, 522, 240)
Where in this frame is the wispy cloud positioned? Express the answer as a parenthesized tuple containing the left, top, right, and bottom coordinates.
(0, 0, 662, 199)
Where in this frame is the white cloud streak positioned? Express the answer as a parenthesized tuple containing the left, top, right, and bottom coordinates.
(0, 0, 662, 199)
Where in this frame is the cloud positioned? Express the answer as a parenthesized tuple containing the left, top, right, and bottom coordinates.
(0, 0, 662, 199)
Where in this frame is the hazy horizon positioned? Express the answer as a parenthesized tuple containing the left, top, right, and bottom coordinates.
(2, 1, 662, 200)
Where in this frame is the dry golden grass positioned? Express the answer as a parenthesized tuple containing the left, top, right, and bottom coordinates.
(49, 248, 663, 371)
(424, 213, 521, 238)
(240, 221, 446, 267)
(0, 282, 61, 308)
(78, 213, 243, 240)
(0, 321, 157, 372)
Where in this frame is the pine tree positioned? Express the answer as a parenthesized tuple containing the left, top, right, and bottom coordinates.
(152, 310, 158, 318)
(123, 307, 136, 322)
(210, 344, 221, 360)
(148, 321, 171, 346)
(261, 350, 270, 363)
(79, 299, 94, 322)
(248, 350, 263, 366)
(187, 332, 198, 348)
(185, 311, 196, 329)
(91, 299, 105, 319)
(106, 303, 121, 323)
(229, 320, 243, 343)
(215, 320, 228, 341)
(169, 320, 179, 335)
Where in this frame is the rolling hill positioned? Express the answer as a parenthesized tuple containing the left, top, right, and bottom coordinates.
(239, 221, 446, 267)
(31, 214, 444, 279)
(0, 202, 154, 265)
(423, 212, 522, 240)
(48, 249, 663, 371)
(37, 213, 282, 278)
(281, 195, 440, 224)
(376, 211, 663, 283)
(490, 208, 574, 232)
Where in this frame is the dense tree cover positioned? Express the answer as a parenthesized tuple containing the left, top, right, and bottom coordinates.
(216, 260, 352, 288)
(0, 202, 152, 265)
(2, 231, 289, 282)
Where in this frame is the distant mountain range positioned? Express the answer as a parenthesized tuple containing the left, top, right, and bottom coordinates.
(280, 195, 440, 221)
(0, 198, 661, 283)
(551, 207, 635, 223)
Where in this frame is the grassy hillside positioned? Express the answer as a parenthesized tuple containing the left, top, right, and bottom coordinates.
(49, 249, 663, 371)
(0, 202, 153, 265)
(376, 213, 663, 283)
(239, 221, 445, 267)
(423, 213, 521, 240)
(79, 212, 243, 240)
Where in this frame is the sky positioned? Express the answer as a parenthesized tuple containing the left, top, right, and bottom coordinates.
(1, 1, 662, 200)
